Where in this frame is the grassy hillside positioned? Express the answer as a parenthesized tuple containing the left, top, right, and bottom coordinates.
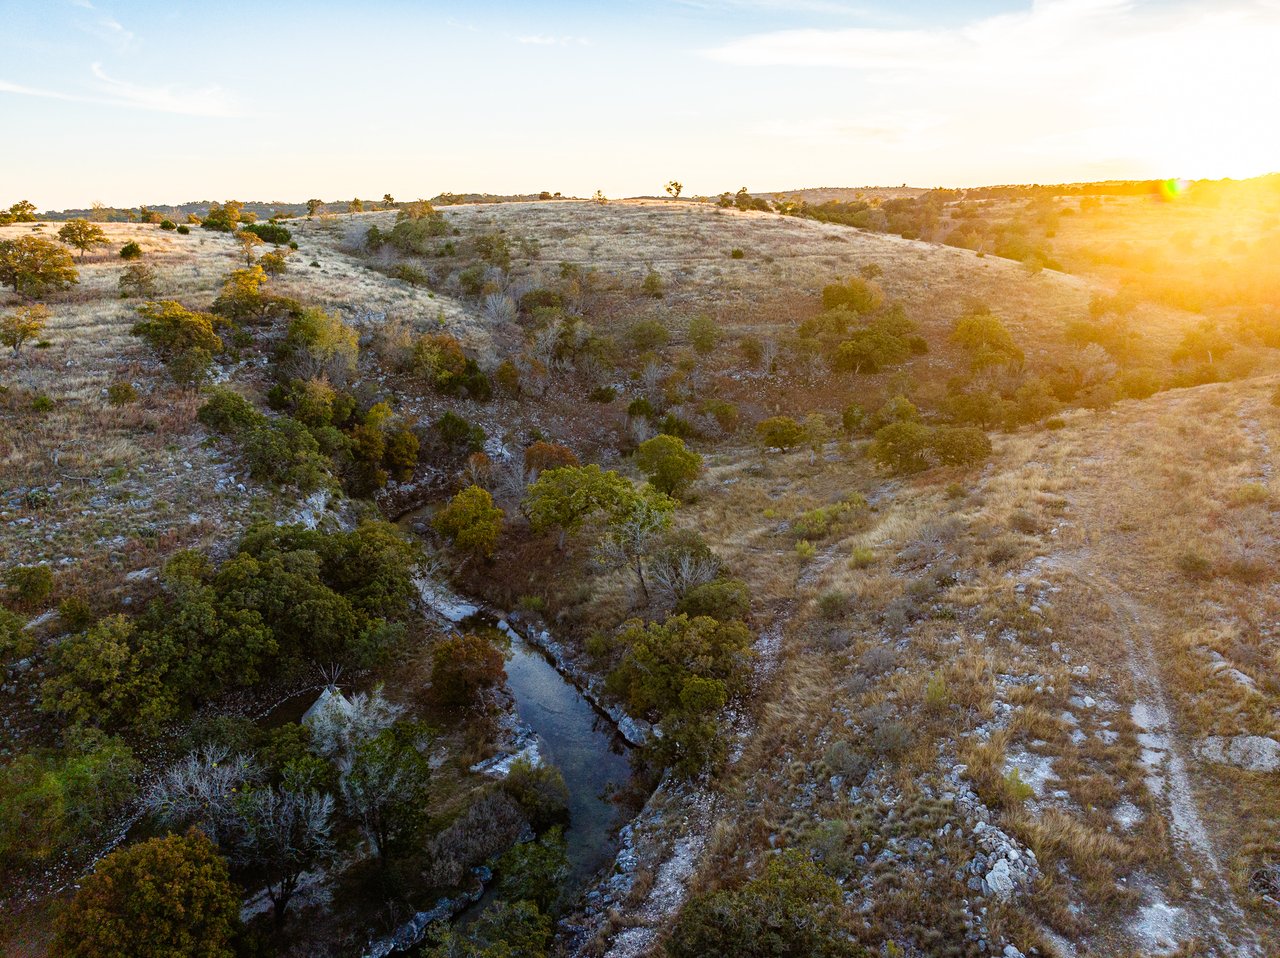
(2, 194, 1278, 958)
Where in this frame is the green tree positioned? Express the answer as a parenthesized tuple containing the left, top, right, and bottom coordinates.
(495, 827, 569, 913)
(951, 309, 1024, 369)
(668, 853, 864, 958)
(523, 464, 639, 548)
(664, 180, 683, 200)
(605, 613, 752, 776)
(41, 614, 180, 734)
(634, 434, 702, 497)
(930, 425, 992, 466)
(306, 198, 323, 218)
(869, 420, 933, 473)
(755, 416, 806, 452)
(434, 485, 505, 559)
(282, 307, 359, 383)
(339, 724, 431, 861)
(0, 235, 79, 295)
(1, 303, 50, 355)
(6, 199, 38, 222)
(0, 732, 138, 866)
(821, 276, 885, 314)
(57, 219, 109, 259)
(50, 830, 241, 958)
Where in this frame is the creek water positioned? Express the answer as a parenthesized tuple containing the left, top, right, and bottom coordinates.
(466, 610, 634, 886)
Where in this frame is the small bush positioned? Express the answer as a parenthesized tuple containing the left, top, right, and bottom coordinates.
(197, 387, 264, 435)
(640, 269, 664, 298)
(729, 248, 745, 259)
(159, 219, 176, 231)
(628, 319, 669, 352)
(240, 222, 291, 245)
(106, 382, 138, 406)
(675, 578, 750, 621)
(5, 564, 54, 610)
(119, 241, 142, 260)
(588, 385, 616, 403)
(1176, 550, 1214, 579)
(848, 547, 875, 568)
(175, 225, 190, 235)
(816, 590, 849, 619)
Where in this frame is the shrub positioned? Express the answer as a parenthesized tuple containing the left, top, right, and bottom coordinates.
(240, 221, 291, 245)
(436, 410, 485, 452)
(500, 758, 569, 832)
(700, 399, 739, 433)
(634, 434, 702, 497)
(175, 224, 190, 235)
(433, 486, 505, 558)
(628, 319, 669, 351)
(627, 396, 656, 419)
(640, 269, 664, 298)
(5, 564, 53, 610)
(118, 262, 158, 298)
(0, 607, 34, 665)
(821, 276, 884, 314)
(0, 732, 138, 866)
(729, 247, 745, 259)
(242, 418, 331, 491)
(668, 854, 863, 958)
(588, 385, 616, 403)
(605, 613, 751, 775)
(930, 425, 993, 466)
(675, 578, 750, 621)
(119, 241, 142, 260)
(430, 633, 506, 708)
(524, 441, 579, 476)
(519, 288, 564, 314)
(848, 547, 876, 569)
(106, 381, 138, 406)
(869, 420, 932, 473)
(259, 249, 289, 276)
(688, 315, 720, 354)
(756, 415, 806, 452)
(197, 387, 265, 435)
(159, 219, 176, 231)
(50, 830, 240, 958)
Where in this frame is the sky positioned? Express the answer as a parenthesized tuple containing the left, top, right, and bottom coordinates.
(1, 0, 1278, 210)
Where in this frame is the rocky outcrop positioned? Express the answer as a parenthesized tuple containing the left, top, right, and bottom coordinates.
(1197, 735, 1280, 774)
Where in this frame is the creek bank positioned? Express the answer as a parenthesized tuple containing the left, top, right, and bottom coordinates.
(360, 574, 640, 957)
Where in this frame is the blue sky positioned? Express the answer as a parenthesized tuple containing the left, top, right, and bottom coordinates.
(2, 0, 1278, 209)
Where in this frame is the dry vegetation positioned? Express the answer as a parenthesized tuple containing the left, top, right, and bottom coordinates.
(3, 188, 1279, 958)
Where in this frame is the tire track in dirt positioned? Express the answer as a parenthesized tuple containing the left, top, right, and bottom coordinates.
(1043, 552, 1262, 957)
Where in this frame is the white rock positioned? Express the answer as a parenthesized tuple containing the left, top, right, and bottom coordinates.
(1197, 735, 1280, 773)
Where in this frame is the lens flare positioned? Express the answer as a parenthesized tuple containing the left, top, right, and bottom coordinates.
(1157, 178, 1190, 201)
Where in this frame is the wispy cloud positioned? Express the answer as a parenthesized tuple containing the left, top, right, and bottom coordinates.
(0, 65, 242, 118)
(516, 34, 591, 46)
(704, 0, 1280, 177)
(88, 63, 240, 115)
